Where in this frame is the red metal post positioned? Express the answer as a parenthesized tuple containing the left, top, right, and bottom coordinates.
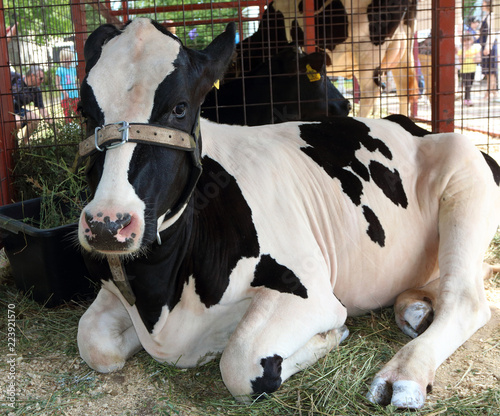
(109, 1, 265, 18)
(89, 1, 121, 26)
(431, 0, 455, 133)
(303, 0, 316, 53)
(0, 0, 16, 204)
(70, 0, 88, 90)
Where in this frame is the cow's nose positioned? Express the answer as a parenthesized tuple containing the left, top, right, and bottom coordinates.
(82, 211, 139, 251)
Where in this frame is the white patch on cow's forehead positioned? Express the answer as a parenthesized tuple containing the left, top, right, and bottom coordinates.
(88, 18, 180, 124)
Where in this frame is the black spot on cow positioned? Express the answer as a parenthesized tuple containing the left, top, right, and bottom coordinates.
(369, 160, 408, 208)
(384, 114, 430, 137)
(299, 118, 392, 206)
(481, 152, 500, 186)
(251, 354, 283, 397)
(251, 254, 308, 298)
(187, 157, 260, 308)
(362, 205, 386, 246)
(312, 0, 349, 52)
(367, 0, 409, 46)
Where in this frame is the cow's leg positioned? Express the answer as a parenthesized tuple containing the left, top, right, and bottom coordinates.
(395, 263, 498, 339)
(220, 287, 347, 401)
(280, 325, 349, 381)
(367, 160, 497, 409)
(356, 68, 380, 118)
(78, 287, 142, 373)
(392, 63, 418, 117)
(380, 29, 417, 116)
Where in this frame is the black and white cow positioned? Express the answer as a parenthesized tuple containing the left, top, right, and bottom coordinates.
(77, 19, 500, 409)
(202, 47, 351, 125)
(239, 0, 419, 117)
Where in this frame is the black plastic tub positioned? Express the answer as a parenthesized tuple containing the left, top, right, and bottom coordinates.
(0, 197, 95, 307)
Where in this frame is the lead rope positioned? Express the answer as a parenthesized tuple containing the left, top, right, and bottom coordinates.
(107, 254, 136, 306)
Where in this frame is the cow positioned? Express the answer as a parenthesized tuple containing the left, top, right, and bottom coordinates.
(238, 0, 419, 118)
(202, 47, 351, 125)
(76, 19, 500, 410)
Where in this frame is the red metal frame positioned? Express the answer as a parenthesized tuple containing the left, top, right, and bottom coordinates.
(0, 0, 16, 204)
(89, 0, 121, 25)
(109, 1, 267, 17)
(303, 0, 316, 54)
(431, 0, 455, 133)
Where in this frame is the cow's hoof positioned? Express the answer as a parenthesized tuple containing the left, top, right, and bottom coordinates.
(396, 299, 434, 338)
(367, 377, 425, 409)
(337, 325, 349, 344)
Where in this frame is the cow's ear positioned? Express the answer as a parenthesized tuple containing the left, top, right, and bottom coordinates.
(304, 52, 329, 74)
(196, 23, 236, 96)
(84, 24, 121, 73)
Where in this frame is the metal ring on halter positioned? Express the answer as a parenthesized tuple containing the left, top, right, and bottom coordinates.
(95, 121, 130, 152)
(94, 126, 104, 151)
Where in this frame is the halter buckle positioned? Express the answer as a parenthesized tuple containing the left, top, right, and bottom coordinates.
(95, 121, 130, 152)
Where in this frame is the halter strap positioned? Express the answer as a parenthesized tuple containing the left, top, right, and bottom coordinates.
(79, 122, 196, 157)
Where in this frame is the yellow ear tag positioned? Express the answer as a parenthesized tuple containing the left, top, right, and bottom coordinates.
(306, 64, 321, 82)
(213, 80, 220, 89)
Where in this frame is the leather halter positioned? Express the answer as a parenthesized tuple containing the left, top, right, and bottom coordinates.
(80, 113, 203, 223)
(80, 113, 203, 306)
(79, 122, 196, 157)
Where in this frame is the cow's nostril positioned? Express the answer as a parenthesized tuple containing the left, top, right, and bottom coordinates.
(84, 211, 133, 235)
(84, 211, 94, 228)
(119, 213, 132, 228)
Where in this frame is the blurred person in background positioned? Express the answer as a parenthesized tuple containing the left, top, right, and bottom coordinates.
(55, 48, 79, 122)
(479, 0, 499, 101)
(11, 65, 51, 144)
(457, 31, 482, 106)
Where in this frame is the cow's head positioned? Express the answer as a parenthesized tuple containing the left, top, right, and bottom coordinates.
(78, 18, 235, 255)
(251, 48, 351, 122)
(290, 50, 351, 119)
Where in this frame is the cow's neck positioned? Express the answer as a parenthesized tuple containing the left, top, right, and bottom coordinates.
(182, 156, 260, 305)
(124, 209, 194, 333)
(122, 155, 260, 333)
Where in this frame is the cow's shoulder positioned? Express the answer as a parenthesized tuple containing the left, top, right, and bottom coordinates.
(384, 114, 429, 137)
(187, 156, 260, 307)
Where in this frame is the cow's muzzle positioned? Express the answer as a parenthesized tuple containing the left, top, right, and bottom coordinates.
(80, 210, 142, 253)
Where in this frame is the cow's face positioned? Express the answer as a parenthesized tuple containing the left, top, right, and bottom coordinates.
(295, 52, 351, 118)
(262, 49, 350, 122)
(78, 18, 235, 255)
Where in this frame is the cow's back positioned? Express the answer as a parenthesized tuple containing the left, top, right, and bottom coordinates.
(200, 117, 500, 314)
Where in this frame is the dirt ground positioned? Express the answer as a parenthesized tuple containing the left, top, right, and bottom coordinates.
(4, 279, 498, 416)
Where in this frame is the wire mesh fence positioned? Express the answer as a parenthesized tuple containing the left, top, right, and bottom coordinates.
(0, 0, 499, 205)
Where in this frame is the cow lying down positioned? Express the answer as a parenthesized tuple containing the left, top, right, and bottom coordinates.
(76, 18, 500, 409)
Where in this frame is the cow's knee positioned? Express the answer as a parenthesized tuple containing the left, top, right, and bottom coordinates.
(77, 312, 127, 373)
(77, 289, 141, 373)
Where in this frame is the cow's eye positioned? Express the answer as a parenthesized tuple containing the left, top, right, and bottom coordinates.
(173, 103, 187, 118)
